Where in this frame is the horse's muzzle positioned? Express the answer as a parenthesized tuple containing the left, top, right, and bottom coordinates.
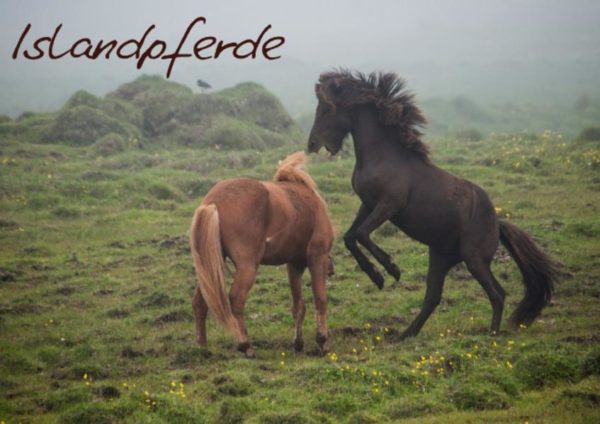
(307, 139, 320, 154)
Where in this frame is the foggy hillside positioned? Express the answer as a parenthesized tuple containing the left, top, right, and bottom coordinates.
(1, 0, 599, 134)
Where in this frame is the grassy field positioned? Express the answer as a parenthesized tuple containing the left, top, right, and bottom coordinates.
(1, 123, 600, 422)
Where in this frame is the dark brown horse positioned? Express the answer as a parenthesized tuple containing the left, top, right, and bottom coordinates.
(307, 70, 560, 338)
(190, 152, 334, 357)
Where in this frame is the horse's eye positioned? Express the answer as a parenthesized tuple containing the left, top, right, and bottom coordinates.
(321, 105, 333, 115)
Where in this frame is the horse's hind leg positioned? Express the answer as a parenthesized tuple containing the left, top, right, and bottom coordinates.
(287, 262, 306, 352)
(307, 252, 330, 355)
(229, 263, 258, 357)
(401, 249, 457, 339)
(192, 286, 208, 345)
(465, 256, 505, 334)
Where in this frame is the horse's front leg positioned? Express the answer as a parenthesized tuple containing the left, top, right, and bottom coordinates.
(287, 262, 306, 352)
(344, 205, 386, 288)
(345, 203, 400, 289)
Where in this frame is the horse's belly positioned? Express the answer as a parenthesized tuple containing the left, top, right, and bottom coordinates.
(260, 228, 310, 265)
(392, 212, 459, 251)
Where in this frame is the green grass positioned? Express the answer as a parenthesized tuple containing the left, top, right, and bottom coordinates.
(1, 128, 599, 423)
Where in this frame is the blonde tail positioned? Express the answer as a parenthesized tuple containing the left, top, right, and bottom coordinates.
(190, 204, 240, 337)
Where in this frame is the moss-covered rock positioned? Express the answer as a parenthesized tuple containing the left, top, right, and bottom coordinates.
(43, 105, 140, 145)
(0, 112, 56, 142)
(91, 132, 126, 157)
(216, 82, 295, 132)
(202, 115, 266, 150)
(64, 90, 103, 109)
(100, 98, 143, 129)
(133, 90, 189, 137)
(108, 74, 193, 102)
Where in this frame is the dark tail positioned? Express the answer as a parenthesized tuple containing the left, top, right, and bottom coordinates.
(498, 219, 560, 328)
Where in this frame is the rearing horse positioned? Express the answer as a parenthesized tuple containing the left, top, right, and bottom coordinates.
(307, 70, 560, 338)
(190, 152, 334, 357)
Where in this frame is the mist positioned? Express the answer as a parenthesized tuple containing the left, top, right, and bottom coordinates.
(1, 0, 599, 124)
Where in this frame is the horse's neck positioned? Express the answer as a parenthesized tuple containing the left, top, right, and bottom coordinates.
(350, 108, 408, 168)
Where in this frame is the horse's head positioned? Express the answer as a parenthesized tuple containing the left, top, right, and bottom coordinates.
(308, 70, 429, 160)
(307, 76, 352, 156)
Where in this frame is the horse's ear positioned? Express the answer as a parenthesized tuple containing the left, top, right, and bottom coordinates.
(320, 78, 344, 106)
(330, 79, 344, 98)
(317, 74, 347, 106)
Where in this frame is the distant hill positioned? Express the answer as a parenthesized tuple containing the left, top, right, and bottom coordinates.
(0, 75, 302, 152)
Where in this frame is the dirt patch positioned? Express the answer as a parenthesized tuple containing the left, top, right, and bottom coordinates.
(171, 346, 214, 366)
(95, 385, 121, 399)
(0, 303, 44, 315)
(398, 281, 422, 291)
(157, 235, 189, 254)
(107, 308, 129, 318)
(13, 149, 40, 159)
(334, 326, 363, 337)
(121, 347, 145, 358)
(153, 310, 191, 325)
(448, 264, 472, 281)
(0, 268, 19, 283)
(0, 219, 20, 230)
(138, 291, 173, 308)
(561, 389, 600, 404)
(135, 235, 189, 254)
(27, 263, 53, 272)
(247, 339, 287, 350)
(371, 315, 409, 327)
(563, 334, 600, 345)
(134, 255, 152, 267)
(55, 286, 75, 296)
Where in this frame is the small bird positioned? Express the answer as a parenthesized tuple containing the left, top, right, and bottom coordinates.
(196, 79, 211, 90)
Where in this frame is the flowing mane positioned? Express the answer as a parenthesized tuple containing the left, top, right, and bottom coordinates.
(316, 70, 430, 160)
(273, 151, 319, 192)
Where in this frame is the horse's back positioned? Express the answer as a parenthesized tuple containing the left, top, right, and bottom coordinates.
(203, 178, 270, 213)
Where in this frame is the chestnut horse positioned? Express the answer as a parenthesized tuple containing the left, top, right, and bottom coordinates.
(190, 152, 334, 357)
(307, 70, 560, 338)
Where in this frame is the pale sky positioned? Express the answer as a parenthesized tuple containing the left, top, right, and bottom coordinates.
(1, 0, 599, 114)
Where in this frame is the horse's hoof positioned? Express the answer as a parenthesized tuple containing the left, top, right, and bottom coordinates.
(316, 332, 330, 355)
(294, 339, 304, 352)
(237, 341, 254, 358)
(389, 264, 401, 281)
(371, 272, 384, 289)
